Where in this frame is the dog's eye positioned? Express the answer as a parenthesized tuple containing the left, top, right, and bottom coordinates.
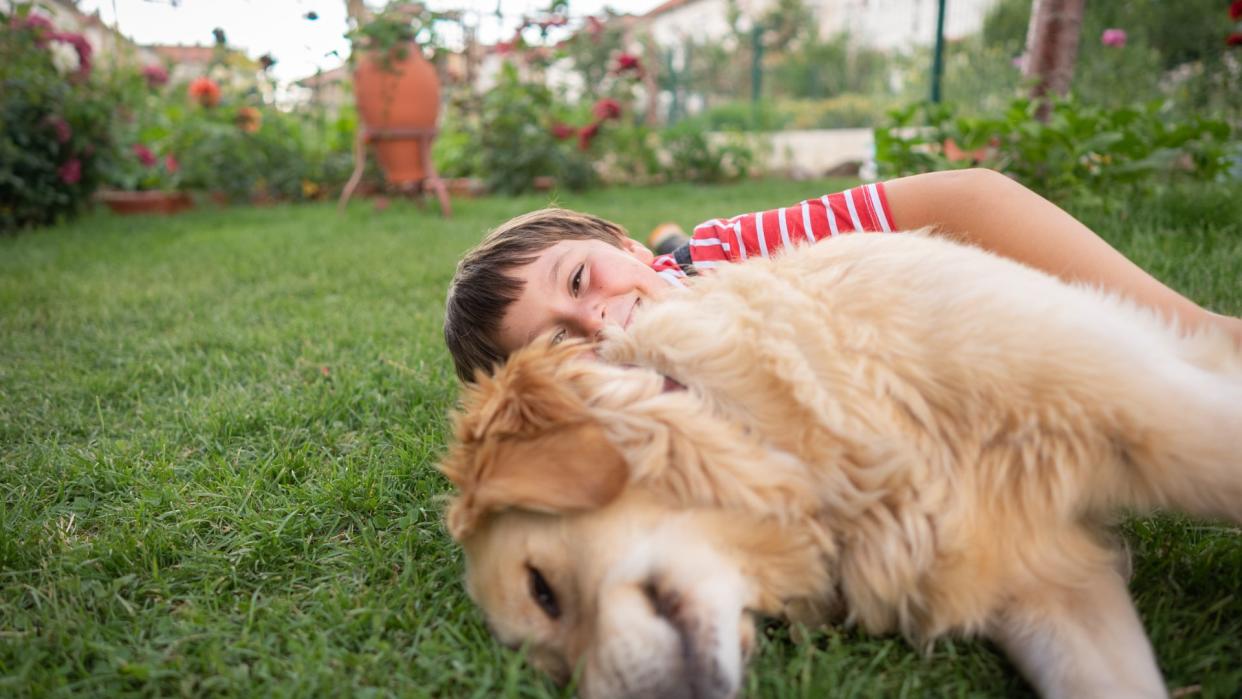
(527, 565, 560, 620)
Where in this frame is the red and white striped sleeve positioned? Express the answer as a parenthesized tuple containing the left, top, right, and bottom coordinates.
(687, 182, 894, 269)
(649, 252, 689, 287)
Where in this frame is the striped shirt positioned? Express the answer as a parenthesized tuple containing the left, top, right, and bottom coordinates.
(650, 183, 894, 286)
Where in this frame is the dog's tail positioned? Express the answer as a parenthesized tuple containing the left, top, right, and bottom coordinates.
(1092, 328, 1242, 524)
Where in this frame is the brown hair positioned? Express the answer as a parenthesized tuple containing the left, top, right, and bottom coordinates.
(444, 208, 629, 382)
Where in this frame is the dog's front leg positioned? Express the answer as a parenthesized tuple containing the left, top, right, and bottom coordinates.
(988, 565, 1166, 699)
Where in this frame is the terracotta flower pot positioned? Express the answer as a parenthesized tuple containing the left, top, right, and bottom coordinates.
(353, 45, 440, 185)
(97, 190, 193, 215)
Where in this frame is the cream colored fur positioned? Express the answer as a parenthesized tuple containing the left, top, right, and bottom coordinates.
(442, 231, 1242, 699)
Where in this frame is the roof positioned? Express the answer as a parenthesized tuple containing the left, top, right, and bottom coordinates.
(640, 0, 704, 20)
(146, 44, 217, 64)
(294, 64, 350, 88)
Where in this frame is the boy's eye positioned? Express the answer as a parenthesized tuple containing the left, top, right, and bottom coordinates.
(570, 265, 584, 296)
(550, 329, 566, 345)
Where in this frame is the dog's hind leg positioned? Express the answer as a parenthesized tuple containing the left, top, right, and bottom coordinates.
(988, 564, 1165, 699)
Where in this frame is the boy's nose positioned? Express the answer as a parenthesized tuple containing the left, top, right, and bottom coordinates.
(573, 298, 608, 336)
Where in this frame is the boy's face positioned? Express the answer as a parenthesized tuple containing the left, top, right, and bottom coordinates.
(497, 237, 670, 354)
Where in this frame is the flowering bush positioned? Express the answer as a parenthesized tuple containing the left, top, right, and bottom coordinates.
(875, 98, 1233, 200)
(188, 76, 221, 107)
(475, 62, 595, 194)
(98, 140, 181, 192)
(1, 9, 112, 232)
(141, 63, 168, 88)
(1100, 28, 1128, 47)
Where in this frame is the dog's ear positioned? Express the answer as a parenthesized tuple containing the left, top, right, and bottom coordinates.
(459, 339, 590, 440)
(443, 420, 628, 540)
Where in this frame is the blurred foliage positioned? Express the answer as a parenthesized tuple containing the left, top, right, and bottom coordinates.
(474, 62, 596, 195)
(875, 98, 1234, 201)
(1, 6, 113, 233)
(660, 119, 756, 184)
(947, 0, 1242, 119)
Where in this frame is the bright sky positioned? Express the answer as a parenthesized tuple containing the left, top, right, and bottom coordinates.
(75, 0, 666, 85)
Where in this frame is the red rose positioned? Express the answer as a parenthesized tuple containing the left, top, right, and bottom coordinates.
(614, 53, 642, 75)
(592, 98, 622, 121)
(550, 122, 576, 140)
(188, 77, 221, 107)
(58, 158, 82, 185)
(578, 121, 600, 151)
(132, 144, 157, 167)
(1229, 32, 1242, 47)
(1231, 1, 1242, 21)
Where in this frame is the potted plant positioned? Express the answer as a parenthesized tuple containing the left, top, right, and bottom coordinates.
(346, 0, 445, 186)
(96, 141, 190, 215)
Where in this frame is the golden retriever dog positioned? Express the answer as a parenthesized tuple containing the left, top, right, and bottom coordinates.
(439, 231, 1241, 699)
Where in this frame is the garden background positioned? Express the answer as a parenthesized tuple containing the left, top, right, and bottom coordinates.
(3, 0, 1242, 696)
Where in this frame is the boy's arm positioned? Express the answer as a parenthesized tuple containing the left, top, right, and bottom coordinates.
(884, 168, 1242, 342)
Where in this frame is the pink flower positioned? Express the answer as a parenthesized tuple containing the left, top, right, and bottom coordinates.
(142, 64, 169, 88)
(1100, 28, 1127, 47)
(47, 115, 72, 144)
(16, 14, 53, 43)
(164, 154, 179, 173)
(577, 121, 600, 151)
(50, 32, 93, 76)
(1231, 1, 1242, 22)
(613, 52, 642, 75)
(550, 122, 576, 140)
(592, 98, 622, 121)
(188, 77, 221, 107)
(58, 158, 82, 185)
(132, 144, 157, 167)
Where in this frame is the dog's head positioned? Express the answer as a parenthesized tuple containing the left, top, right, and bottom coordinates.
(440, 340, 832, 699)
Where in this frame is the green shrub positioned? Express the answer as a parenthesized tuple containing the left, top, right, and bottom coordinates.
(168, 104, 354, 202)
(477, 63, 595, 195)
(874, 98, 1234, 201)
(660, 119, 755, 184)
(696, 100, 791, 132)
(0, 9, 112, 232)
(431, 122, 480, 179)
(778, 95, 895, 129)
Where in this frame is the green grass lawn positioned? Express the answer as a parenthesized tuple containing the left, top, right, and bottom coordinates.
(2, 179, 1241, 698)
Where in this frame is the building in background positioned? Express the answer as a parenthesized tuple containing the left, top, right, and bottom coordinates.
(639, 0, 1000, 52)
(1, 0, 159, 67)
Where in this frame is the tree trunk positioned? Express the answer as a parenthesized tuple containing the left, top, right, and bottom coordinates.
(1022, 0, 1085, 121)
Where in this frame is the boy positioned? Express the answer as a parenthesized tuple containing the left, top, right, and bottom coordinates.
(445, 169, 1242, 382)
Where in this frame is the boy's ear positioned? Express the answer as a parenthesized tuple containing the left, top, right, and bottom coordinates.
(620, 237, 655, 265)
